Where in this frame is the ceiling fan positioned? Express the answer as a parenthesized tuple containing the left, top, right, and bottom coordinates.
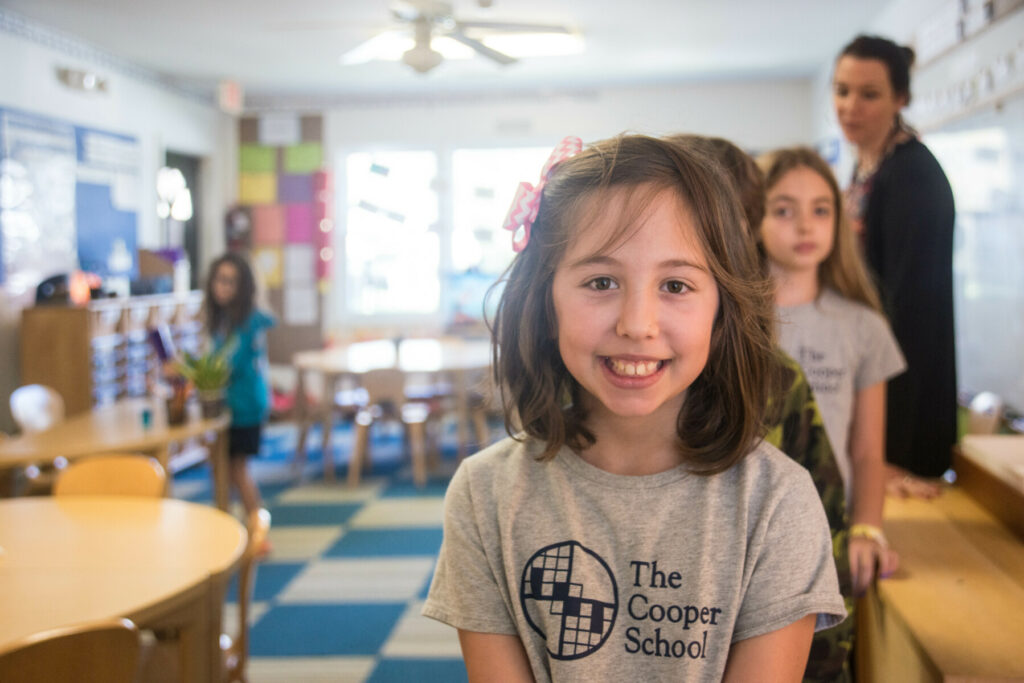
(342, 1, 576, 74)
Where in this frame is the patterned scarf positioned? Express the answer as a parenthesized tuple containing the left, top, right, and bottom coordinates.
(844, 116, 917, 239)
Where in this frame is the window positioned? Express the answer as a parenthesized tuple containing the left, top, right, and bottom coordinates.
(448, 146, 550, 322)
(344, 150, 439, 316)
(338, 145, 550, 325)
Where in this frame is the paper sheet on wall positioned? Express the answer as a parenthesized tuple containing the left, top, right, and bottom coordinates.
(0, 108, 77, 296)
(239, 145, 276, 173)
(251, 205, 285, 246)
(258, 114, 301, 146)
(252, 247, 283, 288)
(283, 244, 314, 285)
(239, 173, 277, 204)
(285, 203, 314, 243)
(284, 143, 322, 174)
(283, 284, 318, 325)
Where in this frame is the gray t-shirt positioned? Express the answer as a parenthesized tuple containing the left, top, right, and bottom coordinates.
(776, 289, 906, 502)
(423, 437, 846, 683)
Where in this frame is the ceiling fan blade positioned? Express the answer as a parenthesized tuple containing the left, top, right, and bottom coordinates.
(446, 30, 517, 65)
(392, 0, 453, 23)
(340, 30, 407, 66)
(454, 20, 571, 34)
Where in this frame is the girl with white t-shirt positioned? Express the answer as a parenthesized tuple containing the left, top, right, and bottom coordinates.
(759, 147, 905, 597)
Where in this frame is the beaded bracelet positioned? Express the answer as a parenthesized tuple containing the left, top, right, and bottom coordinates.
(850, 523, 889, 549)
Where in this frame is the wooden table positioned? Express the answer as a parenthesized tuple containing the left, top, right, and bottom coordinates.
(0, 399, 232, 510)
(857, 458, 1024, 682)
(956, 434, 1024, 538)
(0, 497, 246, 683)
(292, 337, 492, 480)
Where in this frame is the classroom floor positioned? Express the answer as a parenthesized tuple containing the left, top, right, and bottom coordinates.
(172, 419, 479, 683)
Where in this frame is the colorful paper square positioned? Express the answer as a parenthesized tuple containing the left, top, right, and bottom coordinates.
(239, 172, 277, 204)
(285, 203, 314, 243)
(239, 145, 276, 173)
(278, 174, 314, 203)
(251, 205, 286, 246)
(284, 143, 322, 174)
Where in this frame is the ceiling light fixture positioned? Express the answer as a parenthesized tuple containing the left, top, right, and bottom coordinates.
(402, 17, 444, 73)
(56, 66, 109, 93)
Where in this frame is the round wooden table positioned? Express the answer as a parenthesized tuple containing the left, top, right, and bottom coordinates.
(292, 337, 493, 480)
(0, 497, 246, 682)
(0, 399, 232, 509)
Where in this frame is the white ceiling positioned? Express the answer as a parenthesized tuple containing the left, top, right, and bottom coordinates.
(3, 0, 894, 103)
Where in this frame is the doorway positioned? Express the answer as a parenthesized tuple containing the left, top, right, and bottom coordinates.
(164, 151, 201, 289)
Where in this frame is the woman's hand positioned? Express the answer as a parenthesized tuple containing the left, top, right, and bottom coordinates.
(849, 535, 899, 596)
(885, 464, 942, 499)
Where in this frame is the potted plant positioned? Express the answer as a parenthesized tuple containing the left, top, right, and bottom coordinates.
(176, 344, 232, 419)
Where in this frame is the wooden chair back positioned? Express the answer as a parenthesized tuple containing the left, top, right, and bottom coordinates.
(9, 384, 65, 433)
(360, 368, 408, 408)
(0, 617, 140, 683)
(54, 454, 167, 498)
(222, 507, 271, 683)
(345, 368, 444, 488)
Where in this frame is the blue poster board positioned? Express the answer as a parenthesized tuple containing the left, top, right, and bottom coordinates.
(0, 106, 139, 293)
(73, 125, 140, 279)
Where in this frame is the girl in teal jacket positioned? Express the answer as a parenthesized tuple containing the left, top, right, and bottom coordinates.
(206, 252, 275, 519)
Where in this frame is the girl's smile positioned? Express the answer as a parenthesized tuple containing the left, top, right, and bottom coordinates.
(604, 356, 666, 378)
(552, 186, 719, 430)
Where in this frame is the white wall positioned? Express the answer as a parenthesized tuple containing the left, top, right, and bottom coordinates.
(325, 79, 814, 152)
(0, 26, 236, 431)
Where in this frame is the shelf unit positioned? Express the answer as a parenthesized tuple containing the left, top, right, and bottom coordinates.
(20, 292, 204, 417)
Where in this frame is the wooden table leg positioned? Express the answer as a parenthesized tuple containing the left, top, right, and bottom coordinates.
(211, 428, 230, 512)
(292, 367, 310, 480)
(321, 372, 338, 482)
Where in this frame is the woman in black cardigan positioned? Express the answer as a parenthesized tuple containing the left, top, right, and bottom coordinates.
(833, 35, 956, 488)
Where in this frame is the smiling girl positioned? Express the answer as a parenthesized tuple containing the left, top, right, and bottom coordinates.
(423, 135, 845, 682)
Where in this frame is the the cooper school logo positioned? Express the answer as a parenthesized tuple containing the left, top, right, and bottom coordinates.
(519, 541, 618, 660)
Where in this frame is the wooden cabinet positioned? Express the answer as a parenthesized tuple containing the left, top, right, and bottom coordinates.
(19, 292, 203, 416)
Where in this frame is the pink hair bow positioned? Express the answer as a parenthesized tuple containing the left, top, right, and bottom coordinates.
(502, 136, 583, 252)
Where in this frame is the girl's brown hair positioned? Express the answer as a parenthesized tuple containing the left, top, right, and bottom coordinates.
(489, 134, 778, 474)
(205, 251, 257, 336)
(759, 147, 882, 312)
(668, 134, 766, 239)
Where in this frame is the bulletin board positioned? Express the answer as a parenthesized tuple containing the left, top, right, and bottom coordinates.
(0, 106, 140, 300)
(235, 114, 332, 363)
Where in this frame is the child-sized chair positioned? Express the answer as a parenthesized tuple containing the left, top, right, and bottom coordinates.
(344, 368, 443, 488)
(0, 617, 141, 683)
(54, 454, 167, 498)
